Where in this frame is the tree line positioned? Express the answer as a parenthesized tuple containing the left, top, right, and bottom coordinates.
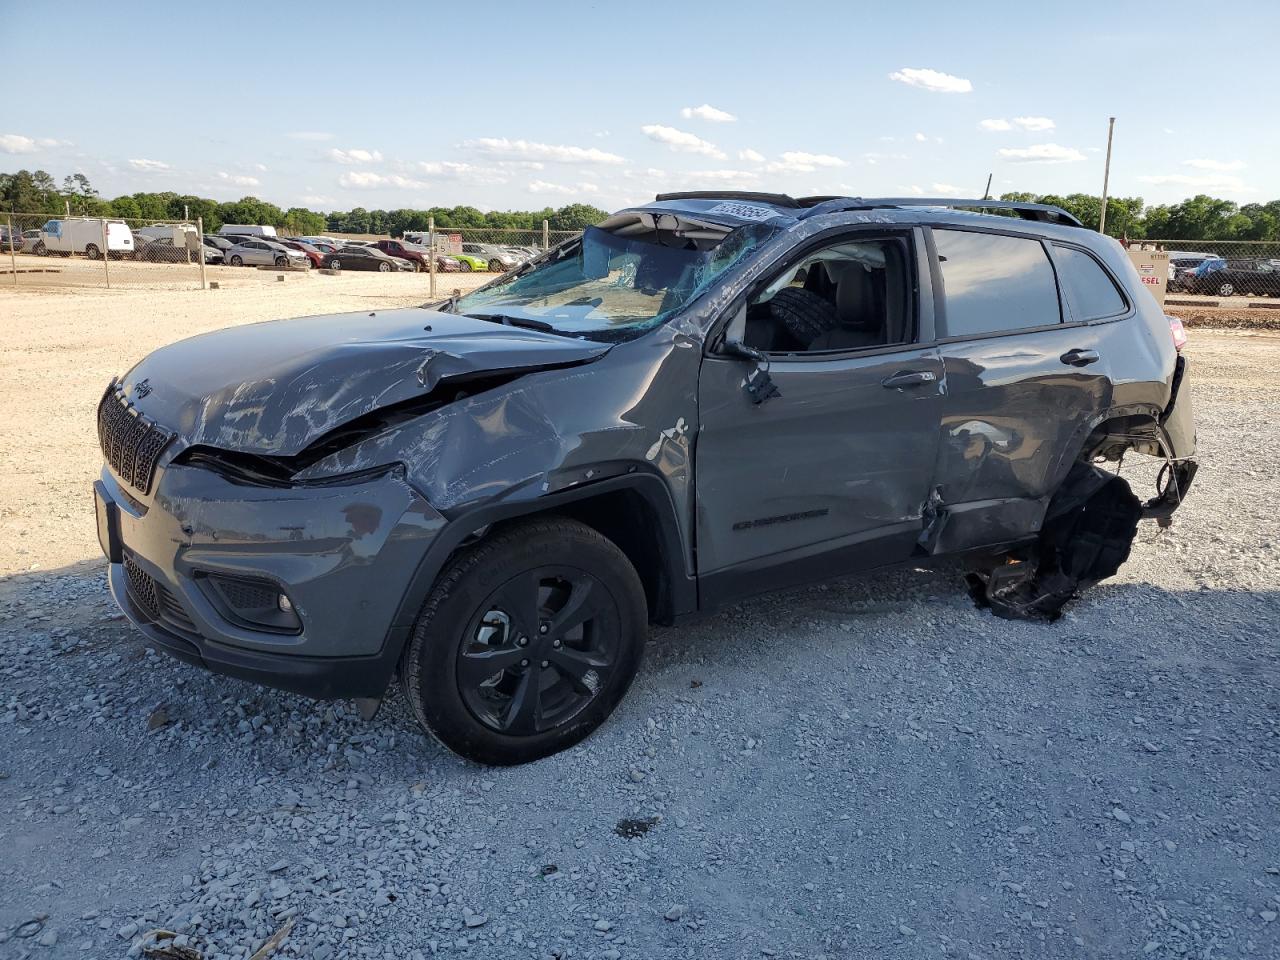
(4, 168, 1279, 241)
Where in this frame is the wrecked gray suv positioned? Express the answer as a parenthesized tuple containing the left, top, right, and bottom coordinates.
(95, 193, 1196, 765)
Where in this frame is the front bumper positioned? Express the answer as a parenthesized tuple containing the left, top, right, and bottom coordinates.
(97, 458, 446, 699)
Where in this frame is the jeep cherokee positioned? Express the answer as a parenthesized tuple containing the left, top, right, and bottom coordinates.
(94, 193, 1197, 765)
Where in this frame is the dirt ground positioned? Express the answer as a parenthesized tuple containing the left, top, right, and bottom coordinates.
(0, 287, 1278, 958)
(0, 272, 489, 576)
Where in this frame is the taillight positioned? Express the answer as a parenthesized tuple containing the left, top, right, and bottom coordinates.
(1166, 314, 1187, 352)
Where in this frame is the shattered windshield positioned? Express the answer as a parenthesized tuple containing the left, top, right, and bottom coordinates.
(452, 222, 776, 342)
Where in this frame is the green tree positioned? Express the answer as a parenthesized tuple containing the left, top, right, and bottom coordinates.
(547, 203, 607, 231)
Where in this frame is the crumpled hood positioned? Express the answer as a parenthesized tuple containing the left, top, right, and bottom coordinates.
(122, 308, 610, 455)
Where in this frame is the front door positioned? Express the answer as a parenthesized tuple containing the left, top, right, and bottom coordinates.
(694, 230, 943, 605)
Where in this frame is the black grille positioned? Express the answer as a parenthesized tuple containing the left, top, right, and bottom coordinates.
(97, 382, 173, 494)
(216, 578, 278, 611)
(123, 552, 160, 620)
(123, 553, 197, 636)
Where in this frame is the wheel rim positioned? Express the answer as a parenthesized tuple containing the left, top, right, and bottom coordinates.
(1219, 283, 1234, 296)
(457, 567, 618, 736)
(331, 259, 340, 269)
(231, 255, 241, 266)
(87, 245, 99, 259)
(379, 261, 391, 272)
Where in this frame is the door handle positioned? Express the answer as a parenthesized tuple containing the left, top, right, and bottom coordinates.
(1060, 348, 1100, 367)
(881, 370, 937, 389)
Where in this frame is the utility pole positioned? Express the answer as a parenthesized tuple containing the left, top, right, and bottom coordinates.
(982, 173, 993, 201)
(1098, 116, 1116, 235)
(428, 215, 436, 299)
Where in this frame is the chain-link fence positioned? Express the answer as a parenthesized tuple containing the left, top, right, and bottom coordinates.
(1145, 239, 1280, 299)
(1, 213, 213, 290)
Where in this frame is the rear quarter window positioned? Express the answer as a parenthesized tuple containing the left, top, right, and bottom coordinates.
(933, 229, 1061, 338)
(1052, 245, 1127, 320)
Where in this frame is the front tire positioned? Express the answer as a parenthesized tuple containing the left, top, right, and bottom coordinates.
(378, 261, 392, 272)
(458, 260, 472, 272)
(487, 259, 504, 273)
(34, 241, 47, 256)
(1217, 281, 1235, 296)
(85, 243, 101, 260)
(400, 518, 648, 765)
(229, 254, 243, 267)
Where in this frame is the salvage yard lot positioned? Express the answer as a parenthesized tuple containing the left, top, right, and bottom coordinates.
(0, 287, 1278, 958)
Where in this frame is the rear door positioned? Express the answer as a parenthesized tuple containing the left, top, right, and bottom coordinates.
(926, 227, 1119, 551)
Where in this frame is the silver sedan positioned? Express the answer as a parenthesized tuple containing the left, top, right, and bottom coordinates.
(222, 239, 310, 268)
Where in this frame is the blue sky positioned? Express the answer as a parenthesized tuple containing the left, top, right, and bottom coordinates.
(5, 0, 1277, 212)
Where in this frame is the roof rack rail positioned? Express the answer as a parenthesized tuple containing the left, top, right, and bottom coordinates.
(797, 197, 1085, 227)
(654, 191, 802, 207)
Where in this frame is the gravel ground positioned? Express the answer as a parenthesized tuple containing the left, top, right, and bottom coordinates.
(0, 295, 1277, 959)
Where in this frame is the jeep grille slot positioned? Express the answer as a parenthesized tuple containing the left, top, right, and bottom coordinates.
(97, 383, 173, 494)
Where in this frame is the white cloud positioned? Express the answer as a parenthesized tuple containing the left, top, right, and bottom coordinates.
(686, 169, 761, 188)
(216, 172, 261, 187)
(338, 171, 429, 190)
(416, 161, 508, 184)
(914, 132, 928, 142)
(931, 182, 965, 196)
(680, 103, 737, 123)
(464, 137, 625, 165)
(888, 67, 972, 94)
(287, 131, 335, 141)
(902, 184, 926, 196)
(739, 148, 766, 163)
(299, 194, 333, 206)
(640, 124, 725, 159)
(527, 180, 600, 196)
(127, 158, 170, 172)
(1183, 158, 1245, 172)
(981, 117, 1056, 132)
(252, 163, 268, 172)
(325, 148, 383, 164)
(766, 151, 847, 174)
(0, 133, 69, 154)
(1137, 172, 1252, 193)
(1012, 116, 1055, 131)
(863, 152, 909, 165)
(997, 143, 1086, 164)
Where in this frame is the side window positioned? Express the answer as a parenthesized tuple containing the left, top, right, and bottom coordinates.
(1053, 245, 1127, 320)
(743, 236, 913, 354)
(934, 229, 1061, 337)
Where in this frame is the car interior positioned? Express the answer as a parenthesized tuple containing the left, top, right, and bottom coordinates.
(741, 237, 912, 353)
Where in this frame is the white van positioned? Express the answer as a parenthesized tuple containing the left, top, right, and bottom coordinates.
(36, 218, 134, 259)
(135, 223, 198, 245)
(218, 224, 277, 238)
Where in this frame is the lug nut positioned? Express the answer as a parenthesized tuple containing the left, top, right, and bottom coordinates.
(517, 636, 528, 647)
(520, 658, 530, 668)
(539, 623, 549, 634)
(540, 660, 549, 668)
(552, 639, 562, 648)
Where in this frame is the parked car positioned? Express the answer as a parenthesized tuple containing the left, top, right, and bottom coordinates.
(460, 242, 522, 272)
(137, 237, 218, 264)
(1186, 257, 1280, 297)
(451, 249, 488, 272)
(0, 225, 23, 252)
(223, 238, 309, 268)
(203, 235, 235, 256)
(437, 255, 462, 272)
(1167, 252, 1218, 292)
(271, 238, 325, 269)
(33, 218, 134, 259)
(94, 192, 1196, 765)
(370, 239, 440, 271)
(217, 224, 277, 238)
(321, 245, 414, 272)
(298, 236, 341, 249)
(20, 229, 41, 253)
